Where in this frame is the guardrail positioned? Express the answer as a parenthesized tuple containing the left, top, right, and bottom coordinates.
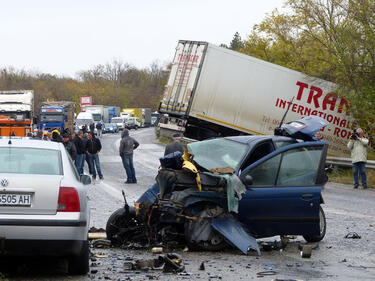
(326, 157, 375, 169)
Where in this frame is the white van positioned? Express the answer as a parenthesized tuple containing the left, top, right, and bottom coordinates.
(111, 117, 126, 131)
(76, 112, 94, 130)
(125, 117, 141, 130)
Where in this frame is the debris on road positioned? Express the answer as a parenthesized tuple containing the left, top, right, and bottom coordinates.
(121, 253, 185, 274)
(256, 270, 277, 277)
(199, 261, 205, 270)
(151, 247, 163, 254)
(89, 226, 107, 239)
(344, 232, 361, 239)
(92, 239, 112, 248)
(300, 245, 312, 258)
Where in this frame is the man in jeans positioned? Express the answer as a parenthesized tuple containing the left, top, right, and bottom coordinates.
(347, 128, 368, 189)
(96, 122, 103, 137)
(86, 132, 103, 180)
(73, 130, 85, 175)
(119, 129, 139, 183)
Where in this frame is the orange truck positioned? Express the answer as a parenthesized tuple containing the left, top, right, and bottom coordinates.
(0, 90, 34, 137)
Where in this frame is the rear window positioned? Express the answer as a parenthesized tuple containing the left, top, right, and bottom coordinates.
(0, 147, 62, 175)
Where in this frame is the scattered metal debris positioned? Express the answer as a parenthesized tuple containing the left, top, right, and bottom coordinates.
(151, 247, 163, 254)
(121, 253, 185, 274)
(300, 245, 312, 258)
(344, 232, 361, 239)
(199, 262, 205, 270)
(92, 239, 111, 249)
(257, 270, 277, 277)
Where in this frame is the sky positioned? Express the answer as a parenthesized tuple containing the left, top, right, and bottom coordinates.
(0, 0, 286, 78)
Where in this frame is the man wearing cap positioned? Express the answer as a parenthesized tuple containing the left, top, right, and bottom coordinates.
(164, 133, 186, 156)
(62, 133, 77, 161)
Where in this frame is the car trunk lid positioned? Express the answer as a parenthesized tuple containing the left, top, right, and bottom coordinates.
(0, 174, 62, 215)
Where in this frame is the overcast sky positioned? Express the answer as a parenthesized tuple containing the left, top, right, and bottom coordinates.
(0, 0, 285, 78)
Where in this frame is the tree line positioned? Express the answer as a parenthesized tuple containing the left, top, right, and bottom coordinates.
(0, 60, 169, 114)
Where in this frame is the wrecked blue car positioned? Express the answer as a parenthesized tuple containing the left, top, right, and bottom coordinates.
(106, 116, 329, 255)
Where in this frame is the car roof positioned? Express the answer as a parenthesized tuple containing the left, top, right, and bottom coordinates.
(224, 135, 295, 145)
(0, 138, 63, 150)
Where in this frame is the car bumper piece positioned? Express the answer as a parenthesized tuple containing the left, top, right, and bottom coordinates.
(211, 216, 260, 256)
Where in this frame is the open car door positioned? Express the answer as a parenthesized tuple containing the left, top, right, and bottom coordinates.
(238, 141, 328, 237)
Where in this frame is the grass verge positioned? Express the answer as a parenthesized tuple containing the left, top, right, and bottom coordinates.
(157, 136, 173, 145)
(328, 166, 374, 188)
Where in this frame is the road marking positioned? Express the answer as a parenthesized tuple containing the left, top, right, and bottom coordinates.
(95, 181, 140, 203)
(325, 207, 375, 221)
(95, 181, 123, 200)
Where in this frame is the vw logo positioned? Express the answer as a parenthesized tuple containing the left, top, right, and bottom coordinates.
(0, 179, 9, 188)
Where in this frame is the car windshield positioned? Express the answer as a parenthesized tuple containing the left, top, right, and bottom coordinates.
(40, 114, 64, 123)
(111, 118, 123, 123)
(105, 123, 112, 127)
(0, 147, 62, 175)
(187, 138, 248, 170)
(76, 119, 91, 126)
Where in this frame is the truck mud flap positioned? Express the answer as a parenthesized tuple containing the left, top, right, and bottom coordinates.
(211, 217, 260, 256)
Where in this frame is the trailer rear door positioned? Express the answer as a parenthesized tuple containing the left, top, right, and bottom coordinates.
(159, 41, 207, 116)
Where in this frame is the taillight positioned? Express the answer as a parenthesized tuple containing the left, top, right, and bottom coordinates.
(57, 187, 80, 212)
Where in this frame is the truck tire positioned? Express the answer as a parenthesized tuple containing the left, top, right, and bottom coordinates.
(303, 206, 326, 242)
(68, 240, 89, 275)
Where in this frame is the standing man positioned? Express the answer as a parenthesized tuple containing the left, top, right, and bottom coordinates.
(119, 129, 139, 184)
(81, 133, 92, 174)
(96, 122, 103, 137)
(164, 133, 186, 156)
(73, 130, 85, 175)
(89, 122, 95, 134)
(86, 132, 103, 180)
(82, 124, 87, 135)
(62, 133, 77, 161)
(347, 128, 368, 189)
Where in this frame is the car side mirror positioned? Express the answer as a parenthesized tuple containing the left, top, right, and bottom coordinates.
(241, 174, 253, 186)
(80, 174, 91, 185)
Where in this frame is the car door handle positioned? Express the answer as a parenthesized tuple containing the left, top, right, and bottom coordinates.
(301, 193, 314, 199)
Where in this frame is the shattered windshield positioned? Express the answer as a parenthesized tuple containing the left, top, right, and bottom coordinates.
(187, 138, 248, 170)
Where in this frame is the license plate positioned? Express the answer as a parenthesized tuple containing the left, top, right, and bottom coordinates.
(0, 194, 32, 206)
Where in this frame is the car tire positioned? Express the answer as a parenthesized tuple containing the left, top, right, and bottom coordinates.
(184, 204, 227, 251)
(68, 240, 89, 275)
(303, 206, 326, 243)
(106, 208, 126, 245)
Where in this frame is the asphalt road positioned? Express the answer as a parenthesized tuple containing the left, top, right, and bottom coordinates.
(1, 127, 374, 281)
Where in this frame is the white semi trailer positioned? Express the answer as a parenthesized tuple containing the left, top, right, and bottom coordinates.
(158, 40, 354, 157)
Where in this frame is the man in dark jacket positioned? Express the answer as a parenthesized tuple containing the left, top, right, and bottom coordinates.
(73, 130, 85, 175)
(62, 133, 77, 161)
(86, 132, 103, 180)
(164, 133, 186, 156)
(81, 133, 92, 174)
(82, 124, 88, 134)
(89, 122, 95, 134)
(96, 122, 103, 137)
(119, 129, 139, 183)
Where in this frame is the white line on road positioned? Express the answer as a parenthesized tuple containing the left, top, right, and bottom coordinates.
(325, 207, 375, 222)
(94, 181, 123, 200)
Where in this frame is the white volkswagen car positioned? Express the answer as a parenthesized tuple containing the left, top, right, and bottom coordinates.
(0, 138, 91, 275)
